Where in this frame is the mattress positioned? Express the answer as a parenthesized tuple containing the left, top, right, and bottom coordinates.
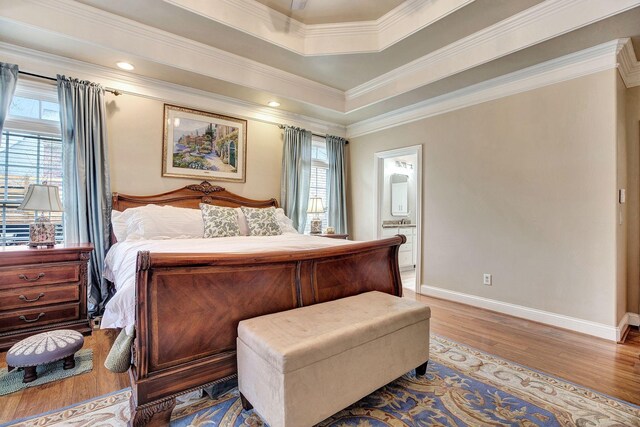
(101, 234, 356, 333)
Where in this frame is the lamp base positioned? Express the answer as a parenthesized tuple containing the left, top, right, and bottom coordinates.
(29, 222, 56, 248)
(310, 218, 322, 234)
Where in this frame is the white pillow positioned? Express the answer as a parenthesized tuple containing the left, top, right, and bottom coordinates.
(111, 205, 204, 241)
(235, 208, 250, 236)
(275, 208, 299, 234)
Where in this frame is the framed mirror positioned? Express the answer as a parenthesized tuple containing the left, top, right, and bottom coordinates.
(391, 173, 409, 216)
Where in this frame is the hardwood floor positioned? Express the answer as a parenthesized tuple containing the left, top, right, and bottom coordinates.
(0, 329, 129, 424)
(404, 289, 640, 406)
(1, 295, 639, 423)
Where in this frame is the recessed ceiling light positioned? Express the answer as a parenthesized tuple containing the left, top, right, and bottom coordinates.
(116, 62, 135, 71)
(267, 101, 280, 107)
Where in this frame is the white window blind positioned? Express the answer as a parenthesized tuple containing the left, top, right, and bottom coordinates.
(304, 137, 328, 234)
(1, 85, 63, 246)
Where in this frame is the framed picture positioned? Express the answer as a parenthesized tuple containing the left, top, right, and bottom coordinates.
(162, 104, 247, 182)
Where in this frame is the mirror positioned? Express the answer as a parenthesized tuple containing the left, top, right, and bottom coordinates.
(391, 173, 409, 216)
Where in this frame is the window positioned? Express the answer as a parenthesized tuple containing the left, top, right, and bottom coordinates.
(304, 136, 328, 234)
(1, 82, 63, 246)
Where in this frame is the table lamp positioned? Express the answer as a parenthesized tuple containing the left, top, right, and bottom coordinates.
(307, 197, 325, 234)
(18, 183, 63, 248)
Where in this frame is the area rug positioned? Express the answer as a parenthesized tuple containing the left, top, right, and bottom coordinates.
(0, 349, 92, 396)
(4, 337, 639, 426)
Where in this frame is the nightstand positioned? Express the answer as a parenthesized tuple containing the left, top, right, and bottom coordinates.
(316, 234, 349, 239)
(0, 244, 93, 351)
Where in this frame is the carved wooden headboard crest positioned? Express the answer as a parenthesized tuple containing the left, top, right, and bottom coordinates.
(111, 181, 278, 212)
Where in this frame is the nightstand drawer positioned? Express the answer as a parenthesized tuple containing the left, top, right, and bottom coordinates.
(0, 284, 80, 311)
(0, 303, 80, 333)
(0, 264, 80, 288)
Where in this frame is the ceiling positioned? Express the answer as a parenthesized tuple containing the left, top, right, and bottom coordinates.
(0, 0, 639, 134)
(253, 0, 406, 24)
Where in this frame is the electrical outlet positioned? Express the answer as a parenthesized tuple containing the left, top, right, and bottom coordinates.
(483, 274, 492, 286)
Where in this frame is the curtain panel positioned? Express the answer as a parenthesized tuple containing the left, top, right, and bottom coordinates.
(0, 63, 19, 135)
(57, 76, 112, 315)
(281, 126, 312, 232)
(325, 135, 348, 234)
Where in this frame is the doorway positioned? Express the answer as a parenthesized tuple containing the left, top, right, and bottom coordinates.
(374, 145, 422, 294)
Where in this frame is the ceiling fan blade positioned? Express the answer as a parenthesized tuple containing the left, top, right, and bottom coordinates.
(290, 0, 308, 10)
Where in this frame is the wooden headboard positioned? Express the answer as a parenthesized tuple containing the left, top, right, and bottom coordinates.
(111, 181, 278, 211)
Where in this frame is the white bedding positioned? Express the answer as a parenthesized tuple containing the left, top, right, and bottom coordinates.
(101, 234, 356, 333)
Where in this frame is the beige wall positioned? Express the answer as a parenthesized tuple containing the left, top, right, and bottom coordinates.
(104, 94, 283, 201)
(616, 73, 628, 323)
(350, 70, 620, 326)
(627, 85, 640, 314)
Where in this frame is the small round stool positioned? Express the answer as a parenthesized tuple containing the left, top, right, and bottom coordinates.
(6, 330, 84, 383)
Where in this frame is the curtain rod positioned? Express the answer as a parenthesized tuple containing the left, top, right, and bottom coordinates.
(18, 71, 123, 96)
(277, 123, 348, 144)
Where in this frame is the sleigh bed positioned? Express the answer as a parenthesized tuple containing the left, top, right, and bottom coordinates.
(105, 182, 405, 426)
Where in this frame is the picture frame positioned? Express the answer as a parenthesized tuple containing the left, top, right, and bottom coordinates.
(162, 104, 247, 182)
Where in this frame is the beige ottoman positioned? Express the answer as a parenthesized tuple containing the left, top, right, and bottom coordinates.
(237, 291, 430, 427)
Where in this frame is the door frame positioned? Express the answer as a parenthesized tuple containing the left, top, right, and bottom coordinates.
(373, 145, 422, 294)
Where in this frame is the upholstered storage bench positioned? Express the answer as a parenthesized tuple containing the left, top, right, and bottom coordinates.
(237, 291, 430, 427)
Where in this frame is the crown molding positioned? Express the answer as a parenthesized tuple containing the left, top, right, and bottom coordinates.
(8, 0, 344, 113)
(345, 0, 640, 112)
(164, 0, 473, 56)
(347, 39, 624, 138)
(0, 42, 346, 137)
(617, 38, 640, 88)
(4, 0, 638, 117)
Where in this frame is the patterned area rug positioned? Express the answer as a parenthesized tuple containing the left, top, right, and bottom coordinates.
(0, 349, 92, 397)
(4, 337, 639, 426)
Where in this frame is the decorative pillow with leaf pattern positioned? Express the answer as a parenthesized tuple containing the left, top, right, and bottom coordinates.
(200, 204, 241, 238)
(240, 206, 282, 236)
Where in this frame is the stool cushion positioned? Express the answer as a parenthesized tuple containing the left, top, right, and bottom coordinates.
(238, 291, 430, 374)
(6, 330, 84, 368)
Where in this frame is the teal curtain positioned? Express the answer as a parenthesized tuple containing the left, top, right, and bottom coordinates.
(281, 126, 312, 232)
(325, 135, 347, 234)
(0, 63, 19, 135)
(57, 76, 111, 316)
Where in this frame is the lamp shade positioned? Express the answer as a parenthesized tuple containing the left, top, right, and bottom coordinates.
(307, 197, 325, 214)
(18, 184, 64, 212)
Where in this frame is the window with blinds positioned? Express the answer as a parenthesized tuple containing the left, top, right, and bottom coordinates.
(1, 86, 63, 246)
(304, 137, 328, 234)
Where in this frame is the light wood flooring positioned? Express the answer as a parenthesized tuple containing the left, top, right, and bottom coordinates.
(1, 295, 639, 423)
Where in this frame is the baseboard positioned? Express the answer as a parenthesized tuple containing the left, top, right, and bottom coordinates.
(627, 312, 640, 327)
(420, 285, 631, 342)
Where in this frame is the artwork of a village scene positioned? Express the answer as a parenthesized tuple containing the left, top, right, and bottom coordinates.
(171, 118, 239, 172)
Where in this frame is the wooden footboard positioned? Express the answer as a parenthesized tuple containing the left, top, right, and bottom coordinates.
(128, 236, 405, 426)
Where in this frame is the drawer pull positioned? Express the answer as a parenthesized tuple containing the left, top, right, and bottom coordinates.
(18, 273, 45, 282)
(19, 293, 45, 303)
(19, 313, 45, 323)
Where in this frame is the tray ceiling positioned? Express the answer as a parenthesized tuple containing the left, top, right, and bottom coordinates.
(0, 0, 639, 133)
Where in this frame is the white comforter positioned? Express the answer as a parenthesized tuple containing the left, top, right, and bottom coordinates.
(101, 234, 356, 333)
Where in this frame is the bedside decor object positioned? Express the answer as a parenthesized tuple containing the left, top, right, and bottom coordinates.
(0, 244, 93, 351)
(6, 329, 85, 383)
(307, 197, 325, 234)
(325, 226, 335, 234)
(18, 183, 63, 248)
(163, 104, 247, 182)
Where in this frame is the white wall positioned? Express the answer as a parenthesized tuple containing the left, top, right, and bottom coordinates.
(349, 70, 620, 326)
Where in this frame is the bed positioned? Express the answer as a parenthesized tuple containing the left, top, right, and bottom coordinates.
(105, 181, 405, 426)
